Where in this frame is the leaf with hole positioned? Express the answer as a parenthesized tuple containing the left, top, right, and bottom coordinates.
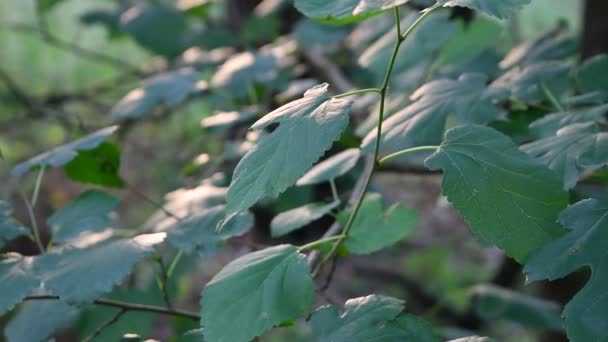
(525, 198, 608, 341)
(201, 245, 314, 342)
(271, 201, 339, 237)
(225, 83, 352, 221)
(425, 125, 568, 262)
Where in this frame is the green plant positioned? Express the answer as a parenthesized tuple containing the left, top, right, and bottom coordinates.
(2, 0, 608, 341)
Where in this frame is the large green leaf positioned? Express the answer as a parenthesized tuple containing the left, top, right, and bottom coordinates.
(338, 194, 419, 254)
(576, 54, 608, 94)
(34, 233, 165, 304)
(271, 201, 340, 237)
(522, 123, 608, 189)
(111, 68, 203, 121)
(470, 284, 563, 331)
(0, 254, 39, 315)
(434, 0, 531, 19)
(294, 0, 409, 25)
(47, 190, 120, 244)
(310, 295, 439, 342)
(425, 125, 568, 262)
(201, 245, 314, 342)
(12, 126, 118, 176)
(0, 201, 29, 249)
(297, 148, 361, 186)
(64, 142, 125, 188)
(525, 198, 608, 341)
(362, 73, 507, 154)
(225, 84, 352, 221)
(5, 300, 79, 342)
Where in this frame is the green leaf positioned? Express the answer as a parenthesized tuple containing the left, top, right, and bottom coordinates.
(576, 54, 608, 94)
(0, 201, 29, 249)
(211, 51, 279, 98)
(310, 295, 439, 342)
(12, 126, 118, 176)
(434, 0, 531, 19)
(294, 0, 409, 25)
(225, 84, 352, 221)
(362, 73, 507, 154)
(425, 125, 568, 262)
(0, 254, 39, 315)
(294, 20, 348, 48)
(271, 201, 340, 237)
(64, 142, 125, 188)
(36, 0, 64, 13)
(111, 68, 203, 121)
(201, 245, 314, 342)
(470, 284, 563, 331)
(34, 233, 166, 304)
(522, 122, 608, 189)
(160, 205, 253, 257)
(47, 190, 120, 244)
(525, 198, 608, 341)
(490, 61, 570, 101)
(528, 104, 608, 138)
(5, 299, 79, 342)
(338, 194, 419, 254)
(447, 337, 494, 342)
(297, 148, 361, 186)
(201, 109, 257, 129)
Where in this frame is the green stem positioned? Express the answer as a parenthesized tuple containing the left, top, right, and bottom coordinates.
(378, 146, 439, 165)
(334, 88, 382, 99)
(31, 164, 46, 207)
(329, 179, 340, 203)
(298, 235, 344, 252)
(313, 6, 440, 276)
(541, 83, 564, 112)
(167, 250, 183, 279)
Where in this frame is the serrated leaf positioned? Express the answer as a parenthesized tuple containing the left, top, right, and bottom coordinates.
(64, 142, 125, 188)
(576, 54, 608, 94)
(522, 122, 608, 189)
(297, 148, 361, 186)
(34, 233, 165, 304)
(201, 245, 314, 342)
(528, 103, 608, 138)
(47, 190, 120, 244)
(211, 51, 279, 98)
(0, 254, 39, 315)
(160, 205, 253, 257)
(225, 84, 352, 220)
(294, 0, 409, 25)
(0, 201, 29, 249)
(111, 68, 203, 121)
(434, 0, 530, 19)
(525, 198, 608, 341)
(470, 284, 563, 331)
(490, 61, 570, 101)
(425, 125, 568, 262)
(362, 73, 507, 154)
(338, 194, 418, 254)
(5, 299, 79, 342)
(271, 201, 340, 237)
(310, 295, 438, 341)
(12, 126, 118, 176)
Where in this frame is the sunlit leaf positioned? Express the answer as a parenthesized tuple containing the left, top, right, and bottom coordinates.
(434, 0, 531, 19)
(294, 0, 409, 25)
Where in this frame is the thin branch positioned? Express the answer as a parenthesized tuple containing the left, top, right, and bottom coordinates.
(24, 295, 200, 321)
(82, 308, 127, 342)
(19, 191, 45, 253)
(378, 146, 438, 165)
(157, 257, 173, 309)
(541, 83, 565, 112)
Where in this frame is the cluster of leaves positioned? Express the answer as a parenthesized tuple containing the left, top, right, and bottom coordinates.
(2, 0, 608, 341)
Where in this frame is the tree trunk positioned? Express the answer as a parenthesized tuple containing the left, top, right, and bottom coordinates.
(582, 0, 608, 58)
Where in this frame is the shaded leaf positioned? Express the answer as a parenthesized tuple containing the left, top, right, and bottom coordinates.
(0, 201, 29, 249)
(47, 190, 120, 244)
(64, 142, 125, 188)
(34, 233, 166, 304)
(294, 20, 348, 48)
(294, 0, 409, 25)
(225, 84, 352, 221)
(297, 148, 361, 186)
(12, 126, 118, 176)
(338, 194, 418, 254)
(271, 201, 340, 237)
(576, 54, 608, 94)
(201, 245, 314, 342)
(522, 122, 608, 189)
(490, 61, 570, 101)
(528, 103, 608, 138)
(362, 73, 507, 154)
(425, 125, 568, 262)
(111, 68, 203, 121)
(0, 254, 39, 315)
(5, 299, 79, 342)
(525, 198, 608, 341)
(434, 0, 530, 19)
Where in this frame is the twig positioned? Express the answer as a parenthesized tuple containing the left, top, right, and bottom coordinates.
(157, 257, 173, 309)
(24, 295, 200, 320)
(82, 308, 127, 342)
(19, 191, 45, 253)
